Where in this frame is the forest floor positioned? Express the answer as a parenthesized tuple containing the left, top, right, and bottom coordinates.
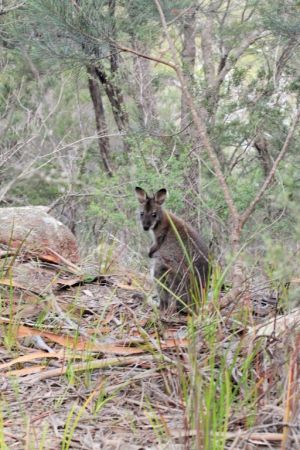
(1, 249, 300, 450)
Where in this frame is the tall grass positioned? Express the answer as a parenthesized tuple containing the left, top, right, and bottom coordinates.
(149, 221, 261, 449)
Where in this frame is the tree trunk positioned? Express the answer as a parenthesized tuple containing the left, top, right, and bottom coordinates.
(94, 64, 130, 153)
(154, 0, 300, 306)
(132, 42, 157, 129)
(95, 0, 130, 153)
(180, 8, 196, 139)
(254, 135, 273, 178)
(200, 15, 216, 116)
(108, 0, 117, 72)
(87, 66, 113, 177)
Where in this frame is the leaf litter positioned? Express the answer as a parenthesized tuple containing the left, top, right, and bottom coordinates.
(0, 247, 299, 449)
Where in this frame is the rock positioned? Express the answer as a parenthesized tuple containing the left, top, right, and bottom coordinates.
(0, 206, 79, 263)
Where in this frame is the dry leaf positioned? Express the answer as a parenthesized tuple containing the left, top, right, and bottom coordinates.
(56, 276, 83, 287)
(1, 318, 188, 356)
(0, 350, 65, 371)
(1, 321, 144, 354)
(82, 289, 94, 297)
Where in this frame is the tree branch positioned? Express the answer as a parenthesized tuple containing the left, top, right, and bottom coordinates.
(240, 107, 300, 227)
(216, 30, 269, 89)
(111, 41, 177, 72)
(153, 0, 239, 223)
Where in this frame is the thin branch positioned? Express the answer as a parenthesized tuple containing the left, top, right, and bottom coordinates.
(166, 6, 194, 26)
(219, 0, 231, 28)
(241, 0, 259, 23)
(111, 41, 177, 71)
(241, 107, 300, 227)
(148, 120, 193, 138)
(0, 2, 25, 15)
(216, 30, 269, 85)
(153, 0, 239, 223)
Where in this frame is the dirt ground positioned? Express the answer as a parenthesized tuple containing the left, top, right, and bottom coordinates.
(1, 252, 300, 450)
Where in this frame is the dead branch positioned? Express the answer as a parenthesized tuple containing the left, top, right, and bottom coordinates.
(240, 108, 300, 228)
(19, 354, 156, 383)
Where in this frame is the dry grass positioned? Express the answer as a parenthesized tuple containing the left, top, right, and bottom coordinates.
(0, 249, 300, 450)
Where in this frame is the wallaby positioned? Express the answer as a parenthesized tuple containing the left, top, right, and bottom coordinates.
(135, 187, 209, 313)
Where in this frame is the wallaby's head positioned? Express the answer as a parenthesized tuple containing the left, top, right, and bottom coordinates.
(135, 187, 167, 231)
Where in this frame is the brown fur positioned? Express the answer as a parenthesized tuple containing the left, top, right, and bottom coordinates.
(135, 187, 209, 313)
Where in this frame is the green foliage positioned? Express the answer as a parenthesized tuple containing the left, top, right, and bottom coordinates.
(11, 177, 65, 205)
(261, 0, 300, 37)
(84, 136, 190, 246)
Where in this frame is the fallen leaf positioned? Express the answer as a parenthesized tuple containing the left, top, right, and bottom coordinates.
(0, 350, 65, 371)
(82, 289, 94, 297)
(1, 320, 144, 354)
(56, 276, 83, 287)
(161, 338, 188, 349)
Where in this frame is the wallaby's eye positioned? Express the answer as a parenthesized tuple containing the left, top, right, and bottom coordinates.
(140, 211, 144, 217)
(152, 212, 157, 218)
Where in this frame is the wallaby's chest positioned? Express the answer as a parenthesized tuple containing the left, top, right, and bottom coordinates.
(149, 229, 156, 243)
(152, 227, 192, 261)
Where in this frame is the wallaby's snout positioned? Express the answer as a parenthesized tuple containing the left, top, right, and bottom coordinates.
(140, 206, 160, 231)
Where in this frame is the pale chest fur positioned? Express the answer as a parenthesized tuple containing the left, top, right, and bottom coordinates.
(149, 229, 156, 244)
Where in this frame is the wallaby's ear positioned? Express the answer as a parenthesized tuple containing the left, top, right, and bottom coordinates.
(154, 188, 167, 205)
(135, 186, 148, 204)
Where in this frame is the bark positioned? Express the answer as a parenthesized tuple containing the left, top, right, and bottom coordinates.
(73, 0, 129, 153)
(87, 66, 113, 177)
(275, 39, 297, 85)
(100, 0, 130, 153)
(215, 30, 266, 92)
(254, 135, 272, 179)
(200, 15, 216, 115)
(240, 109, 300, 228)
(108, 0, 118, 74)
(94, 64, 130, 152)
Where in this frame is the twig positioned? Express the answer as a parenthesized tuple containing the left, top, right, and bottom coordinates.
(21, 354, 156, 383)
(110, 41, 177, 71)
(45, 248, 81, 274)
(171, 429, 300, 443)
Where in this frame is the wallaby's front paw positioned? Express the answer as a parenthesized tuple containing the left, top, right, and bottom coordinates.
(148, 246, 157, 258)
(160, 299, 177, 316)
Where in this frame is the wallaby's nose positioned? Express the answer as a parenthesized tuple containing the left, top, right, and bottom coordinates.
(143, 225, 150, 231)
